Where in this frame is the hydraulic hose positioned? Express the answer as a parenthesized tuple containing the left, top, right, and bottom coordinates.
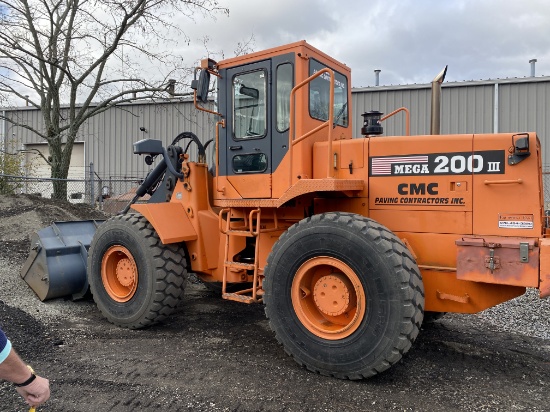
(171, 131, 206, 163)
(120, 157, 168, 215)
(136, 158, 169, 197)
(162, 147, 184, 179)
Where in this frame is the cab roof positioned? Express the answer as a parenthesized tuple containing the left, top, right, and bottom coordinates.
(216, 40, 350, 75)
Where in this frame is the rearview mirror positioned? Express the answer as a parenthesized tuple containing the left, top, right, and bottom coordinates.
(508, 133, 531, 165)
(192, 69, 210, 103)
(239, 85, 259, 99)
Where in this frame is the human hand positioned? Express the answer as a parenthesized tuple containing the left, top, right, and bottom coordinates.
(15, 375, 50, 407)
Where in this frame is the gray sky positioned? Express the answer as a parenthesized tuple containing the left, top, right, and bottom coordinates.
(175, 0, 550, 88)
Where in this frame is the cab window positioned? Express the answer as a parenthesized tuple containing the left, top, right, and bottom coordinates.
(276, 63, 293, 132)
(308, 59, 348, 127)
(233, 70, 267, 139)
(232, 153, 268, 174)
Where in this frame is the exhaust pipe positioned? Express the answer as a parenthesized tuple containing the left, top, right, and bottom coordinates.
(374, 69, 381, 86)
(529, 59, 537, 77)
(430, 66, 447, 135)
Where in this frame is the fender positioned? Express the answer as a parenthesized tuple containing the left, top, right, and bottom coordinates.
(131, 202, 197, 244)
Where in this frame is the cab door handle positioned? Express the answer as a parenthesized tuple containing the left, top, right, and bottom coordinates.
(229, 145, 242, 150)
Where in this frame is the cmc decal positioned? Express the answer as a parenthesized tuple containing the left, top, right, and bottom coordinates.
(374, 182, 467, 206)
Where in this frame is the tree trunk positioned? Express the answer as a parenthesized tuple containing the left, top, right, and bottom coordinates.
(48, 131, 75, 200)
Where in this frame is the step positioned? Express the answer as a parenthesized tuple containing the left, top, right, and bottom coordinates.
(224, 229, 256, 237)
(224, 261, 255, 270)
(222, 292, 258, 304)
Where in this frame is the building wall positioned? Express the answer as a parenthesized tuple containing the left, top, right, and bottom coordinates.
(2, 76, 550, 180)
(2, 100, 216, 179)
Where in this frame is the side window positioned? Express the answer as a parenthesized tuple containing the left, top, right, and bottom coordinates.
(233, 70, 267, 139)
(308, 59, 348, 127)
(276, 63, 293, 132)
(232, 153, 268, 173)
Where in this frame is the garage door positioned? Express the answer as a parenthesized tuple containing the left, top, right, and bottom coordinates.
(24, 142, 86, 202)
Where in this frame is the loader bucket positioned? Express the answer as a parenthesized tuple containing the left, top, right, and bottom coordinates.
(20, 220, 105, 301)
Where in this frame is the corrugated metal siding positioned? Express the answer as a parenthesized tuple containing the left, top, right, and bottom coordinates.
(441, 84, 494, 134)
(352, 87, 431, 137)
(352, 83, 495, 137)
(498, 82, 550, 165)
(3, 77, 550, 177)
(4, 100, 216, 178)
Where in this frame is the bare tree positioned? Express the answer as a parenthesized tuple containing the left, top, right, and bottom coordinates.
(0, 0, 227, 198)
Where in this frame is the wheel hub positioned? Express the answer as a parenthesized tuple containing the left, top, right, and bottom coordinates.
(291, 256, 366, 340)
(313, 274, 350, 316)
(116, 257, 137, 287)
(101, 245, 138, 302)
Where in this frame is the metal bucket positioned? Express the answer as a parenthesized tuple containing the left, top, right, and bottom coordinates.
(20, 220, 105, 301)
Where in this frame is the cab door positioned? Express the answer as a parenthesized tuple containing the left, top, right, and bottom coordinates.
(224, 60, 271, 198)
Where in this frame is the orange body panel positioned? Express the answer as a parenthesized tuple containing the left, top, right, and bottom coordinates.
(197, 210, 220, 269)
(131, 202, 197, 243)
(539, 238, 550, 298)
(372, 209, 472, 234)
(134, 163, 224, 276)
(226, 174, 272, 199)
(472, 133, 543, 237)
(422, 270, 525, 313)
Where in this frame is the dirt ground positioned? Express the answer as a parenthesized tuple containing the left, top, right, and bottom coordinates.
(0, 195, 549, 411)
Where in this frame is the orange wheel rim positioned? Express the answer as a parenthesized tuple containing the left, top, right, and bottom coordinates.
(291, 256, 366, 340)
(101, 245, 138, 302)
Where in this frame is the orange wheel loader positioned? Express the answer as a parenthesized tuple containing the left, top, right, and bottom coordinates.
(22, 41, 550, 380)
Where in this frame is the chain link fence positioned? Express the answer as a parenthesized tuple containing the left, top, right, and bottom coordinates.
(0, 173, 143, 215)
(542, 169, 550, 209)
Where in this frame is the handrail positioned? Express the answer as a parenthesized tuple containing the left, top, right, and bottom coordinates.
(193, 90, 223, 117)
(288, 68, 335, 185)
(379, 107, 410, 136)
(215, 119, 224, 187)
(484, 179, 523, 185)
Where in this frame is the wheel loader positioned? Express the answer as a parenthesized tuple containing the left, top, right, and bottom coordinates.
(21, 40, 550, 380)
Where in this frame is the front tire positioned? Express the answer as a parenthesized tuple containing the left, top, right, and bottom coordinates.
(88, 214, 187, 329)
(263, 212, 424, 379)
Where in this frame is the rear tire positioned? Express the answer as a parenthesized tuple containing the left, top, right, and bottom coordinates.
(263, 212, 424, 379)
(88, 214, 187, 329)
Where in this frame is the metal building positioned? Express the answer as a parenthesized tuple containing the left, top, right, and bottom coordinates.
(1, 99, 216, 181)
(2, 76, 550, 183)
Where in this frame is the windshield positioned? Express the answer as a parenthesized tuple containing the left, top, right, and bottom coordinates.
(308, 59, 348, 127)
(232, 70, 267, 139)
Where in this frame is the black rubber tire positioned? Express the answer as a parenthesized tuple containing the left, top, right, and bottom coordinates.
(263, 212, 425, 380)
(87, 214, 187, 329)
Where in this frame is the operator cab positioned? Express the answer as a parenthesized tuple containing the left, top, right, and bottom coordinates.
(193, 41, 352, 201)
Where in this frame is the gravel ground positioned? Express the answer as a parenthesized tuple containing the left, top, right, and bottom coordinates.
(476, 288, 550, 340)
(0, 194, 549, 411)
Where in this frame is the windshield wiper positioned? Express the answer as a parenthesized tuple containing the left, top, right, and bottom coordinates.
(333, 102, 348, 128)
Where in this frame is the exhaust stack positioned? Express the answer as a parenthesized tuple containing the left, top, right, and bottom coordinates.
(529, 59, 537, 77)
(374, 69, 381, 86)
(430, 66, 447, 135)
